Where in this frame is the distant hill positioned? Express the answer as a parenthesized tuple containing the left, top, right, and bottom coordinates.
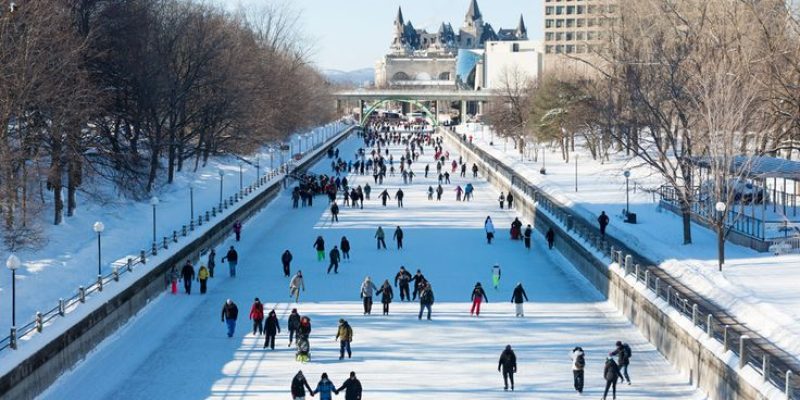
(323, 68, 374, 87)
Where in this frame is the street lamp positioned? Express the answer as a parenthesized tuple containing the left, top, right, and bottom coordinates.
(218, 169, 224, 208)
(239, 163, 243, 191)
(149, 197, 158, 245)
(255, 158, 261, 181)
(540, 147, 547, 175)
(269, 147, 275, 171)
(6, 254, 20, 332)
(574, 152, 579, 192)
(623, 170, 631, 215)
(715, 201, 727, 271)
(189, 183, 194, 221)
(93, 221, 104, 277)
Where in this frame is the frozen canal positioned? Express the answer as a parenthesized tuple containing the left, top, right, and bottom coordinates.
(40, 131, 705, 399)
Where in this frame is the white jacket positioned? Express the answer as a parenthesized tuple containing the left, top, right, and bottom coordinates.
(290, 275, 305, 290)
(360, 279, 378, 297)
(485, 220, 495, 234)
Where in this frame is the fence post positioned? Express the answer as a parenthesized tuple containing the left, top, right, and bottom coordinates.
(140, 250, 146, 264)
(724, 325, 730, 352)
(97, 275, 103, 292)
(35, 312, 43, 333)
(163, 236, 169, 250)
(624, 255, 632, 274)
(763, 354, 770, 382)
(79, 286, 86, 303)
(707, 314, 713, 337)
(190, 219, 195, 231)
(212, 207, 217, 217)
(787, 370, 793, 400)
(635, 263, 641, 281)
(113, 265, 119, 282)
(654, 276, 660, 297)
(9, 327, 16, 350)
(667, 285, 672, 305)
(127, 257, 133, 272)
(644, 269, 650, 288)
(58, 298, 65, 316)
(182, 225, 187, 237)
(566, 215, 574, 231)
(172, 230, 178, 243)
(692, 304, 698, 326)
(739, 335, 750, 369)
(152, 241, 158, 256)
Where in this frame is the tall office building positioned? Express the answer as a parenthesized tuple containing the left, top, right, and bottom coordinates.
(542, 0, 616, 75)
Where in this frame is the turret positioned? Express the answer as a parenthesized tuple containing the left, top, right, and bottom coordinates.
(516, 14, 528, 39)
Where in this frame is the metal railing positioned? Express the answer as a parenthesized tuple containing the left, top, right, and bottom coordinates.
(444, 128, 799, 399)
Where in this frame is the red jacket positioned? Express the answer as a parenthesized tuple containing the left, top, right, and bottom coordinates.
(249, 302, 264, 320)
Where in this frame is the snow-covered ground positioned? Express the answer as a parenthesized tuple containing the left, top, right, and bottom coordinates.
(39, 131, 705, 399)
(458, 124, 800, 360)
(0, 122, 346, 342)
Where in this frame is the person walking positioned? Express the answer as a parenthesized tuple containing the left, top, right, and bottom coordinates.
(312, 373, 337, 400)
(546, 227, 555, 249)
(472, 163, 479, 178)
(393, 226, 404, 249)
(360, 276, 378, 315)
(571, 346, 586, 394)
(221, 299, 238, 338)
(418, 282, 434, 320)
(485, 216, 495, 244)
(364, 183, 371, 200)
(603, 357, 621, 400)
(498, 192, 505, 209)
(395, 188, 404, 207)
(314, 236, 325, 261)
(207, 248, 216, 278)
(523, 225, 532, 251)
(610, 341, 632, 384)
(336, 372, 362, 400)
(511, 283, 529, 317)
(377, 279, 393, 315)
(470, 282, 488, 317)
(287, 308, 301, 347)
(335, 319, 354, 360)
(330, 202, 340, 223)
(498, 345, 517, 391)
(379, 189, 390, 206)
(375, 226, 387, 249)
(492, 264, 502, 290)
(506, 192, 514, 209)
(290, 271, 305, 302)
(249, 297, 264, 335)
(328, 245, 341, 274)
(598, 211, 610, 237)
(181, 260, 195, 295)
(282, 250, 293, 277)
(264, 309, 281, 349)
(198, 264, 209, 294)
(395, 266, 412, 301)
(233, 220, 242, 241)
(169, 267, 179, 294)
(220, 246, 238, 277)
(340, 236, 351, 261)
(290, 370, 313, 400)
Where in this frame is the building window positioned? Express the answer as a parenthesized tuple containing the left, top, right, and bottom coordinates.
(439, 72, 451, 80)
(567, 6, 575, 14)
(545, 32, 554, 41)
(566, 45, 575, 54)
(556, 19, 564, 28)
(566, 19, 575, 27)
(556, 6, 564, 15)
(512, 43, 520, 52)
(555, 45, 563, 54)
(587, 18, 596, 27)
(576, 31, 585, 40)
(566, 32, 574, 41)
(576, 18, 585, 28)
(545, 19, 554, 28)
(556, 32, 564, 41)
(577, 5, 584, 14)
(546, 6, 554, 15)
(545, 45, 554, 54)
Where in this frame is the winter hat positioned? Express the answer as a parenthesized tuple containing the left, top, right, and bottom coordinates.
(475, 282, 481, 286)
(339, 318, 345, 324)
(254, 297, 260, 302)
(321, 373, 329, 380)
(226, 299, 232, 305)
(292, 308, 298, 313)
(616, 341, 623, 347)
(505, 345, 512, 351)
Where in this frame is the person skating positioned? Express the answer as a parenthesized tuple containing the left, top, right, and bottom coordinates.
(295, 316, 312, 363)
(436, 184, 444, 201)
(546, 227, 555, 249)
(610, 340, 632, 384)
(221, 299, 238, 338)
(377, 279, 393, 315)
(290, 370, 313, 400)
(511, 283, 529, 317)
(427, 186, 434, 200)
(374, 226, 387, 249)
(336, 372, 362, 400)
(330, 202, 339, 223)
(498, 345, 517, 391)
(410, 269, 427, 300)
(233, 220, 242, 241)
(287, 308, 300, 347)
(282, 250, 293, 277)
(335, 319, 354, 359)
(498, 192, 505, 209)
(470, 282, 489, 316)
(472, 163, 479, 178)
(340, 236, 351, 261)
(249, 297, 264, 335)
(198, 264, 209, 294)
(603, 357, 621, 400)
(461, 163, 467, 177)
(571, 346, 586, 394)
(510, 218, 523, 240)
(264, 309, 281, 349)
(207, 248, 216, 278)
(379, 189, 390, 206)
(181, 260, 195, 295)
(393, 226, 404, 249)
(492, 264, 502, 290)
(290, 271, 305, 302)
(314, 236, 325, 261)
(506, 192, 514, 209)
(221, 246, 238, 277)
(328, 245, 341, 274)
(418, 282, 434, 320)
(485, 216, 495, 244)
(455, 185, 463, 201)
(312, 373, 337, 400)
(169, 267, 179, 294)
(424, 164, 430, 178)
(360, 276, 378, 315)
(395, 188, 404, 207)
(598, 211, 610, 237)
(523, 224, 532, 250)
(394, 266, 412, 301)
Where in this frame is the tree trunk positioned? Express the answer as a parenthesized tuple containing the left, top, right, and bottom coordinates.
(680, 202, 693, 244)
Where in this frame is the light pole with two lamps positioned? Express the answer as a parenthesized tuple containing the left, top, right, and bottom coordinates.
(715, 201, 727, 271)
(93, 221, 104, 280)
(218, 169, 224, 208)
(574, 152, 579, 192)
(623, 170, 631, 215)
(6, 254, 19, 349)
(150, 197, 159, 247)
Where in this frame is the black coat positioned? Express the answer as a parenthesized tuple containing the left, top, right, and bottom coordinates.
(471, 286, 488, 302)
(224, 249, 238, 263)
(610, 344, 631, 366)
(287, 313, 300, 331)
(511, 286, 529, 304)
(598, 214, 610, 226)
(282, 251, 292, 265)
(337, 378, 363, 400)
(498, 349, 517, 372)
(291, 375, 312, 397)
(395, 270, 412, 286)
(331, 203, 339, 214)
(341, 238, 351, 252)
(330, 248, 341, 262)
(314, 238, 325, 251)
(221, 303, 238, 321)
(265, 314, 281, 335)
(411, 273, 427, 289)
(393, 228, 403, 240)
(378, 285, 394, 303)
(604, 359, 620, 381)
(181, 264, 195, 281)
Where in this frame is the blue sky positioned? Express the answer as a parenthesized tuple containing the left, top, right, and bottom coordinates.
(229, 0, 542, 71)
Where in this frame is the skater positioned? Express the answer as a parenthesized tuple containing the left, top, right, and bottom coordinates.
(207, 248, 216, 278)
(395, 266, 412, 301)
(455, 185, 463, 201)
(375, 226, 387, 249)
(335, 319, 353, 359)
(221, 246, 238, 277)
(418, 282, 434, 320)
(598, 211, 610, 237)
(249, 297, 264, 335)
(603, 357, 620, 400)
(498, 345, 517, 391)
(470, 282, 488, 316)
(379, 189, 390, 206)
(378, 279, 393, 315)
(511, 283, 529, 317)
(312, 373, 337, 400)
(233, 220, 242, 241)
(395, 188, 404, 207)
(264, 309, 280, 349)
(198, 264, 209, 294)
(485, 216, 495, 244)
(290, 371, 313, 399)
(491, 264, 502, 290)
(364, 183, 371, 199)
(506, 192, 514, 209)
(340, 236, 351, 260)
(393, 226, 404, 249)
(169, 267, 179, 294)
(427, 186, 434, 200)
(290, 271, 305, 302)
(472, 163, 479, 178)
(436, 184, 444, 201)
(181, 260, 195, 295)
(511, 218, 522, 240)
(546, 227, 555, 249)
(287, 308, 300, 347)
(282, 250, 293, 277)
(424, 164, 430, 178)
(610, 341, 632, 384)
(360, 276, 378, 315)
(572, 346, 586, 394)
(221, 299, 238, 338)
(336, 372, 363, 400)
(295, 316, 312, 363)
(461, 163, 467, 177)
(523, 225, 532, 250)
(314, 236, 325, 261)
(330, 202, 339, 223)
(328, 245, 341, 274)
(411, 269, 427, 300)
(498, 192, 505, 209)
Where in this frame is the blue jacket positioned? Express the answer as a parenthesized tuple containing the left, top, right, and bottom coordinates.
(315, 380, 336, 400)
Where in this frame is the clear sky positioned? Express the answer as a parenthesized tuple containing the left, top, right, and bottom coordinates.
(229, 0, 543, 71)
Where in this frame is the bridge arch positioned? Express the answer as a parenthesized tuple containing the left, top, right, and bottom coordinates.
(360, 99, 439, 127)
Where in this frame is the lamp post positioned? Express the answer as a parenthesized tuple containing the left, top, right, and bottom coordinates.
(6, 254, 20, 336)
(715, 201, 727, 271)
(218, 169, 224, 208)
(92, 221, 104, 277)
(623, 170, 631, 215)
(269, 148, 275, 171)
(574, 153, 579, 192)
(255, 158, 260, 181)
(239, 163, 243, 191)
(189, 184, 194, 221)
(149, 197, 158, 246)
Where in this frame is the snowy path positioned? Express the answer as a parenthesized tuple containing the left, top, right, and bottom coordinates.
(39, 132, 705, 399)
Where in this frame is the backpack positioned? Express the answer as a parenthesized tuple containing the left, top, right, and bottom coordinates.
(576, 354, 586, 369)
(624, 344, 632, 359)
